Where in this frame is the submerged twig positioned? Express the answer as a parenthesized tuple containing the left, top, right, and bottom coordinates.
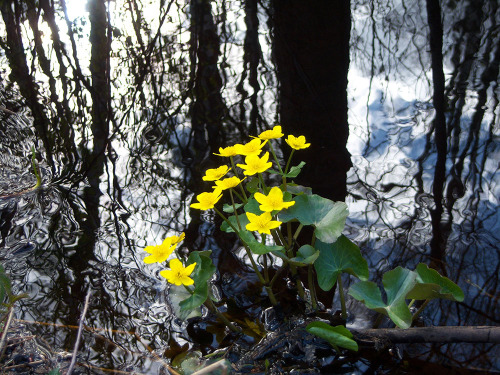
(66, 289, 92, 375)
(191, 359, 229, 375)
(0, 308, 15, 361)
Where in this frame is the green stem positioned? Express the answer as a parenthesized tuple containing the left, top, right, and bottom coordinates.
(231, 188, 245, 203)
(31, 146, 41, 189)
(308, 265, 317, 310)
(287, 222, 293, 248)
(268, 142, 284, 175)
(412, 299, 430, 323)
(265, 286, 278, 305)
(284, 149, 295, 174)
(262, 235, 269, 282)
(215, 207, 267, 286)
(258, 173, 268, 194)
(229, 189, 242, 231)
(337, 274, 347, 321)
(205, 293, 241, 333)
(183, 285, 195, 295)
(230, 156, 248, 202)
(293, 224, 304, 241)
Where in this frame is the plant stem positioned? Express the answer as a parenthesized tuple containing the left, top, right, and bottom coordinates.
(337, 274, 347, 321)
(268, 142, 284, 175)
(287, 222, 293, 248)
(214, 208, 267, 287)
(258, 173, 269, 194)
(284, 150, 295, 174)
(229, 189, 242, 230)
(206, 294, 241, 333)
(262, 235, 269, 282)
(265, 286, 278, 305)
(293, 224, 304, 241)
(308, 265, 317, 310)
(412, 299, 430, 323)
(230, 156, 248, 202)
(31, 146, 41, 189)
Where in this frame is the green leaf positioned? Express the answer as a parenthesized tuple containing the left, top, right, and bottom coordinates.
(285, 184, 313, 196)
(349, 267, 416, 329)
(0, 264, 11, 305)
(266, 169, 282, 175)
(278, 194, 348, 243)
(244, 197, 261, 215)
(222, 202, 243, 213)
(407, 263, 464, 302)
(314, 235, 369, 291)
(238, 230, 284, 255)
(284, 161, 306, 178)
(179, 251, 216, 313)
(220, 213, 249, 233)
(288, 245, 320, 266)
(306, 321, 358, 351)
(246, 177, 260, 193)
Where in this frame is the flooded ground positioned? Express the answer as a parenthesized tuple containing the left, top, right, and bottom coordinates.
(0, 0, 499, 373)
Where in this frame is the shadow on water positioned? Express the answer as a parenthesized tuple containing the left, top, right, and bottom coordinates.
(0, 0, 498, 373)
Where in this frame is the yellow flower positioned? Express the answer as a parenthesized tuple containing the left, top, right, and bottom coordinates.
(214, 176, 243, 190)
(170, 232, 185, 245)
(160, 258, 197, 286)
(245, 212, 282, 235)
(237, 152, 272, 176)
(285, 135, 310, 150)
(202, 165, 230, 181)
(234, 138, 267, 156)
(143, 237, 177, 264)
(214, 145, 238, 157)
(254, 186, 295, 212)
(190, 189, 223, 210)
(258, 125, 284, 140)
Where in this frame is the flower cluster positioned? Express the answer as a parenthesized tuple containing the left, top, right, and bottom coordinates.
(143, 233, 196, 286)
(190, 125, 309, 236)
(143, 125, 310, 290)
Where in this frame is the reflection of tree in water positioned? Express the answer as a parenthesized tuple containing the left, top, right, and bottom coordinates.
(348, 0, 499, 368)
(0, 0, 498, 371)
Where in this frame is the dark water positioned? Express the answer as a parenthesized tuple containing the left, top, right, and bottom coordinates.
(0, 0, 499, 373)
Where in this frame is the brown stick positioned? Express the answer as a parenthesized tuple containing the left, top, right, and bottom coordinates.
(66, 290, 92, 375)
(352, 326, 500, 344)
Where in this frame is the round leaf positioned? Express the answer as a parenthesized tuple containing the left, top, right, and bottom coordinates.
(278, 194, 348, 243)
(314, 235, 369, 291)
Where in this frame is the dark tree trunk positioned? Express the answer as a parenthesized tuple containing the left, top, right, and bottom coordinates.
(426, 0, 448, 270)
(271, 0, 352, 202)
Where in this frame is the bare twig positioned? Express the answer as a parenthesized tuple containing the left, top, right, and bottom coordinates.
(0, 308, 15, 361)
(191, 359, 229, 375)
(66, 289, 92, 375)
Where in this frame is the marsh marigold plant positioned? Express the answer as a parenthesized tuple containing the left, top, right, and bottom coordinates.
(140, 124, 464, 347)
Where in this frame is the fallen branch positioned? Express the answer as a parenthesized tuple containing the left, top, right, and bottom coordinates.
(352, 326, 500, 345)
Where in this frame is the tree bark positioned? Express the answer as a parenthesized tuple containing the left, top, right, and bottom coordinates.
(352, 326, 500, 345)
